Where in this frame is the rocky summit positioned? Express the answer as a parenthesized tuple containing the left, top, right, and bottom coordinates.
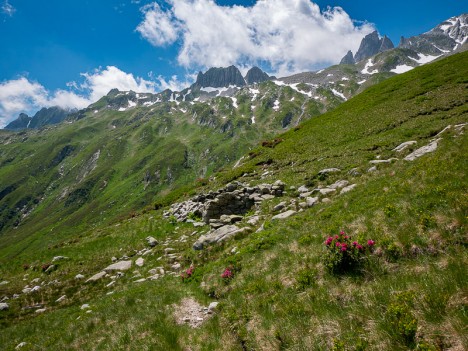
(192, 65, 246, 88)
(352, 31, 395, 63)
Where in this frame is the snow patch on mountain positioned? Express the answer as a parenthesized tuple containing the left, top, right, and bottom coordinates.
(391, 65, 414, 74)
(410, 53, 442, 64)
(273, 100, 280, 111)
(361, 59, 379, 75)
(331, 89, 347, 101)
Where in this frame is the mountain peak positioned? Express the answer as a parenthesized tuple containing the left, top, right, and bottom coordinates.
(193, 66, 246, 88)
(353, 31, 394, 62)
(339, 50, 355, 65)
(244, 67, 272, 84)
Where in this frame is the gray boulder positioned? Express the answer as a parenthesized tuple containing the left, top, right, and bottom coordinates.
(86, 271, 106, 282)
(272, 210, 297, 220)
(104, 260, 132, 272)
(193, 225, 252, 250)
(0, 302, 9, 311)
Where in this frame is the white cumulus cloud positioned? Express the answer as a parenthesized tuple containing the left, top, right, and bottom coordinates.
(136, 0, 374, 76)
(0, 66, 159, 128)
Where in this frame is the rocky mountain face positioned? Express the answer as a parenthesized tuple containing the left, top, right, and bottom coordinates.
(244, 66, 273, 84)
(338, 13, 467, 78)
(339, 50, 355, 65)
(399, 14, 468, 55)
(352, 31, 395, 63)
(5, 107, 71, 131)
(4, 113, 32, 130)
(192, 65, 246, 88)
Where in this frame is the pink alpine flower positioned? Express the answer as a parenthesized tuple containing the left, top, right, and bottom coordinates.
(367, 240, 375, 247)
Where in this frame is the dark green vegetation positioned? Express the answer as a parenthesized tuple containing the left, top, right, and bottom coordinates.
(0, 52, 467, 350)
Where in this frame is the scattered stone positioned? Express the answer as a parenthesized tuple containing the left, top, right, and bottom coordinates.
(329, 180, 349, 189)
(299, 191, 313, 198)
(393, 141, 417, 152)
(44, 264, 56, 274)
(52, 256, 68, 262)
(0, 281, 9, 286)
(404, 138, 441, 161)
(35, 308, 46, 313)
(135, 257, 145, 267)
(272, 210, 297, 220)
(81, 304, 90, 310)
(318, 168, 340, 175)
(146, 236, 158, 247)
(193, 225, 252, 250)
(367, 166, 377, 172)
(246, 216, 260, 225)
(75, 274, 85, 280)
(273, 202, 287, 212)
(340, 184, 357, 194)
(317, 188, 336, 196)
(369, 158, 398, 164)
(15, 342, 27, 349)
(297, 185, 309, 193)
(30, 286, 41, 293)
(348, 168, 361, 176)
(322, 198, 331, 203)
(148, 268, 158, 275)
(106, 281, 115, 288)
(305, 197, 319, 207)
(148, 274, 160, 280)
(111, 256, 117, 262)
(171, 263, 181, 271)
(31, 278, 40, 284)
(173, 298, 212, 328)
(0, 302, 9, 311)
(208, 302, 219, 312)
(193, 222, 205, 227)
(56, 295, 67, 303)
(86, 271, 106, 282)
(134, 278, 146, 283)
(104, 260, 132, 272)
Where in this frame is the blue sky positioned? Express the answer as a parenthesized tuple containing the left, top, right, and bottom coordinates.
(0, 0, 466, 126)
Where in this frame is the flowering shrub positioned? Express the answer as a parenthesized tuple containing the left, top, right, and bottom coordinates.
(323, 231, 374, 274)
(180, 265, 195, 282)
(221, 267, 234, 280)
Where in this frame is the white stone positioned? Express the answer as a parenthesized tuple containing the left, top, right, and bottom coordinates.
(329, 180, 349, 189)
(305, 197, 319, 207)
(35, 308, 46, 313)
(404, 138, 441, 161)
(272, 210, 297, 220)
(86, 271, 106, 282)
(81, 304, 90, 310)
(15, 342, 27, 349)
(393, 141, 417, 152)
(340, 184, 357, 194)
(208, 302, 219, 311)
(52, 256, 68, 262)
(56, 295, 67, 303)
(104, 260, 132, 272)
(75, 274, 85, 280)
(0, 302, 9, 310)
(135, 257, 144, 267)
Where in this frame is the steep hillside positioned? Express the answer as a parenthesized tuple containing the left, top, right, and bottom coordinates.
(0, 51, 466, 350)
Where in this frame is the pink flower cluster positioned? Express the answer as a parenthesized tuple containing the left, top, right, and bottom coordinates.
(324, 231, 374, 253)
(221, 267, 234, 279)
(181, 265, 195, 281)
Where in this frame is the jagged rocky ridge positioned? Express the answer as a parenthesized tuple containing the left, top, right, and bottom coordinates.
(5, 107, 71, 131)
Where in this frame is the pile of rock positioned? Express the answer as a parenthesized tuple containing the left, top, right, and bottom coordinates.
(165, 180, 285, 224)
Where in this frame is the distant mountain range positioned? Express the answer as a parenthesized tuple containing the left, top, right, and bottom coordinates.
(4, 13, 467, 131)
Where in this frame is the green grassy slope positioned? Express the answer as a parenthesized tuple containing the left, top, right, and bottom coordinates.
(0, 52, 467, 351)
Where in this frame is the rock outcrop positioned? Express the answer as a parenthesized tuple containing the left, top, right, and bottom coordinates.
(165, 180, 285, 224)
(340, 50, 355, 65)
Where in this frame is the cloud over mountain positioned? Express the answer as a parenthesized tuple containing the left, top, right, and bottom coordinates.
(136, 0, 374, 75)
(0, 66, 158, 127)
